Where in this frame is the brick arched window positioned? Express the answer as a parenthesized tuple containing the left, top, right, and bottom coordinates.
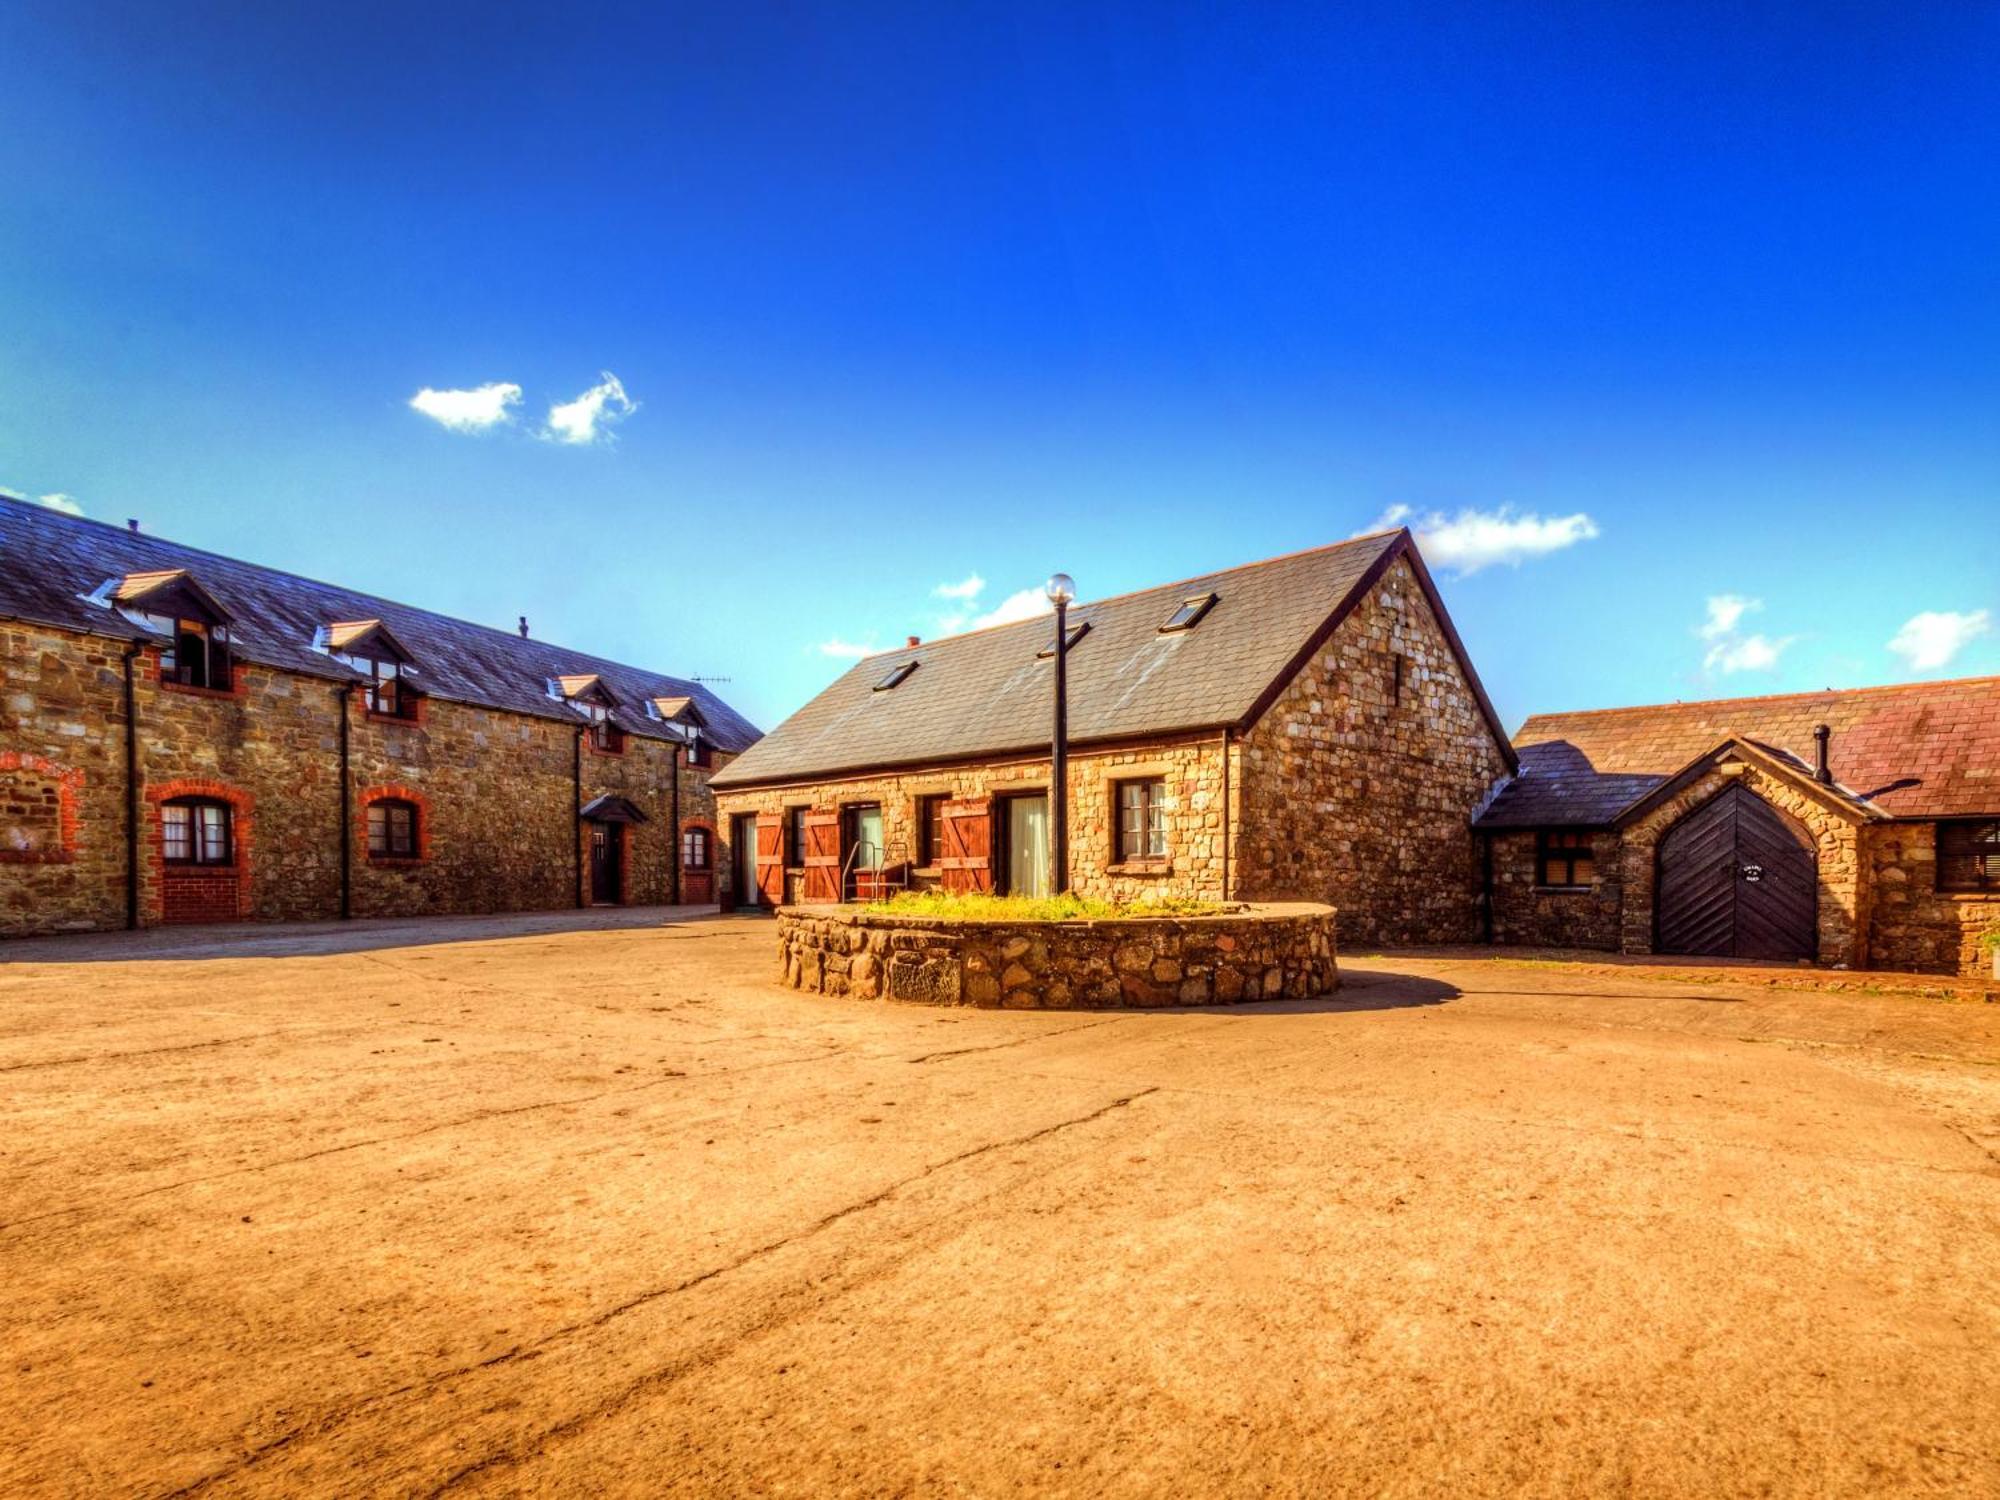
(163, 797, 233, 866)
(367, 797, 420, 859)
(681, 825, 711, 869)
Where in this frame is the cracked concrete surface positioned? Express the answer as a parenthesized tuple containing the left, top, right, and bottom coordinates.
(2, 910, 1998, 1497)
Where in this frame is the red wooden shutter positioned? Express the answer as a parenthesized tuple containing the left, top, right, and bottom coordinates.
(755, 815, 785, 906)
(803, 811, 842, 902)
(937, 797, 993, 893)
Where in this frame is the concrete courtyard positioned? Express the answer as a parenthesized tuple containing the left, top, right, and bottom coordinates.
(2, 910, 1997, 1497)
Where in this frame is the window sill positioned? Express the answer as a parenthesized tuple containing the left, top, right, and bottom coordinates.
(368, 856, 426, 869)
(1108, 859, 1174, 877)
(165, 864, 238, 875)
(1534, 885, 1597, 894)
(160, 679, 240, 700)
(365, 710, 422, 727)
(1938, 890, 2000, 902)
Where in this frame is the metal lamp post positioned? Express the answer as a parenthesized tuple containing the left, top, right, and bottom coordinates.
(1044, 572, 1076, 896)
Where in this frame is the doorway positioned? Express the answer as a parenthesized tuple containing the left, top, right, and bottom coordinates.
(587, 820, 623, 905)
(1001, 794, 1050, 898)
(1656, 785, 1816, 960)
(843, 803, 884, 899)
(733, 812, 761, 907)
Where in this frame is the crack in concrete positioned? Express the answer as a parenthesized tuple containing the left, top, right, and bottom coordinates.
(907, 1016, 1123, 1064)
(0, 1029, 302, 1074)
(150, 1085, 1159, 1499)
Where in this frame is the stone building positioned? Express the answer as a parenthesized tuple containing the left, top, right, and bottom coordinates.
(710, 529, 1521, 948)
(1476, 679, 2000, 977)
(0, 496, 758, 936)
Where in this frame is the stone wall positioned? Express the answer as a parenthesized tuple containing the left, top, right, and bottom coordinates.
(1865, 822, 2000, 977)
(1233, 557, 1513, 946)
(716, 737, 1227, 905)
(776, 902, 1338, 1008)
(0, 621, 729, 936)
(1486, 829, 1624, 950)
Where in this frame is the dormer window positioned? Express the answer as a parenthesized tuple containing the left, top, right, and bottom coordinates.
(556, 675, 623, 752)
(1160, 593, 1217, 632)
(107, 569, 235, 690)
(874, 661, 917, 691)
(327, 620, 419, 720)
(163, 618, 232, 690)
(1036, 622, 1089, 659)
(684, 722, 709, 767)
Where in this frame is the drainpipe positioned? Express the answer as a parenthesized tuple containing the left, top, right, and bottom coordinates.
(669, 742, 682, 906)
(336, 686, 352, 920)
(1479, 832, 1495, 944)
(122, 643, 142, 930)
(573, 726, 586, 908)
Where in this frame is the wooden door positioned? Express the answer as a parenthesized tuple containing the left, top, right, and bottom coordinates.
(589, 822, 622, 905)
(681, 825, 713, 904)
(1656, 785, 1815, 960)
(755, 814, 785, 907)
(803, 811, 841, 902)
(937, 797, 993, 893)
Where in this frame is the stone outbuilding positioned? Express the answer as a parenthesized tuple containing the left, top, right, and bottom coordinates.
(710, 528, 1520, 948)
(1476, 680, 2000, 977)
(0, 495, 759, 934)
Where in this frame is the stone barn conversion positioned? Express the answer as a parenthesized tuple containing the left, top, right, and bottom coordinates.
(0, 495, 758, 935)
(710, 528, 1519, 947)
(1477, 678, 2000, 976)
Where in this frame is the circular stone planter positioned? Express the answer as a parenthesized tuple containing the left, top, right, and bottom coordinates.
(775, 902, 1338, 1009)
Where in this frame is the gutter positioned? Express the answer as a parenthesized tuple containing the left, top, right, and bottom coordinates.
(122, 643, 142, 930)
(336, 686, 352, 920)
(1218, 725, 1232, 902)
(670, 742, 682, 906)
(573, 726, 586, 908)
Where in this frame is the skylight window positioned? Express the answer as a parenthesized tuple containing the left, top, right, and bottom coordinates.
(1036, 621, 1090, 659)
(874, 661, 917, 691)
(1160, 593, 1218, 632)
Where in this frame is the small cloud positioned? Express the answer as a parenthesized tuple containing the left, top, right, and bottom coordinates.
(1699, 594, 1759, 641)
(409, 381, 522, 433)
(817, 638, 880, 660)
(1358, 503, 1599, 574)
(1887, 609, 1991, 673)
(2, 485, 85, 516)
(933, 573, 986, 602)
(1705, 633, 1794, 674)
(971, 587, 1054, 631)
(544, 372, 636, 446)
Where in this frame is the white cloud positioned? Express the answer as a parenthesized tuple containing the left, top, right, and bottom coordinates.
(1704, 633, 1794, 674)
(1699, 594, 1759, 641)
(1359, 503, 1599, 574)
(544, 372, 636, 446)
(817, 638, 880, 660)
(1887, 609, 1991, 673)
(2, 485, 85, 516)
(409, 381, 522, 432)
(933, 573, 986, 602)
(971, 587, 1054, 631)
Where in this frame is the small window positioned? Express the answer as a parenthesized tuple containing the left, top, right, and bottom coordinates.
(354, 657, 415, 718)
(581, 700, 623, 753)
(874, 661, 917, 691)
(1391, 654, 1406, 707)
(787, 805, 810, 867)
(682, 827, 711, 869)
(1115, 778, 1169, 862)
(1537, 831, 1596, 889)
(1938, 820, 2000, 893)
(1159, 593, 1217, 633)
(917, 794, 947, 865)
(1036, 622, 1090, 659)
(684, 727, 710, 767)
(367, 798, 419, 858)
(163, 798, 232, 866)
(163, 620, 231, 689)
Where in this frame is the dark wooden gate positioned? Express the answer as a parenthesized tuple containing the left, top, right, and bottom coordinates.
(802, 811, 841, 902)
(588, 821, 622, 905)
(937, 797, 993, 893)
(754, 815, 785, 907)
(1656, 784, 1816, 960)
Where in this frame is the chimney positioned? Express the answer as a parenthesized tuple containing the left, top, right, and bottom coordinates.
(518, 616, 530, 639)
(1813, 723, 1833, 785)
(127, 519, 139, 533)
(906, 635, 921, 648)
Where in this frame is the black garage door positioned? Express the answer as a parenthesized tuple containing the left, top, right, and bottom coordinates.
(1656, 784, 1817, 961)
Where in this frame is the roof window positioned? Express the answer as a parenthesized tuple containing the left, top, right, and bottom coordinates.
(874, 661, 917, 691)
(1036, 622, 1090, 659)
(1160, 593, 1217, 633)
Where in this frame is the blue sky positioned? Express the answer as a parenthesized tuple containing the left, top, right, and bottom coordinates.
(2, 2, 1994, 734)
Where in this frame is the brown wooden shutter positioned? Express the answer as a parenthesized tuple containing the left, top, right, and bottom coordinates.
(755, 815, 785, 906)
(803, 811, 842, 902)
(937, 797, 993, 893)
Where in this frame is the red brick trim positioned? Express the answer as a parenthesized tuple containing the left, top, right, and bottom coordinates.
(357, 783, 432, 864)
(146, 778, 254, 923)
(0, 752, 84, 864)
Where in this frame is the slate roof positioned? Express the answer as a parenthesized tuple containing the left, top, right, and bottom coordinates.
(0, 495, 760, 751)
(713, 529, 1513, 789)
(1476, 676, 2000, 827)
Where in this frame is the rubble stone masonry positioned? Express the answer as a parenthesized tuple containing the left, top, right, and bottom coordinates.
(0, 620, 726, 936)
